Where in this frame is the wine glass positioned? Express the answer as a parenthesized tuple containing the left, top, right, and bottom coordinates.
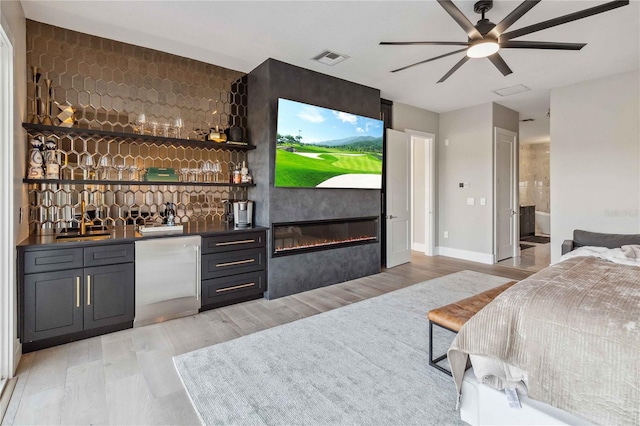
(114, 156, 127, 180)
(163, 123, 170, 138)
(98, 154, 112, 180)
(129, 165, 139, 182)
(213, 160, 222, 183)
(180, 167, 191, 182)
(80, 153, 95, 180)
(202, 161, 214, 182)
(191, 167, 202, 183)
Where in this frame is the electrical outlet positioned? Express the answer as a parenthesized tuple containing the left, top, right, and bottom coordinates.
(467, 197, 475, 206)
(480, 198, 486, 206)
(445, 139, 449, 146)
(444, 231, 449, 238)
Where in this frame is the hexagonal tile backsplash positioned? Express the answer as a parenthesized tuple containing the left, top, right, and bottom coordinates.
(26, 21, 250, 232)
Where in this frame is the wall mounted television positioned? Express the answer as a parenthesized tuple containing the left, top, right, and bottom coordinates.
(275, 98, 384, 189)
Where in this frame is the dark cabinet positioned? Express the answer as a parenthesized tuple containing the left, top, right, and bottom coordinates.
(20, 243, 135, 352)
(200, 230, 267, 311)
(23, 269, 84, 342)
(520, 205, 535, 238)
(84, 263, 135, 330)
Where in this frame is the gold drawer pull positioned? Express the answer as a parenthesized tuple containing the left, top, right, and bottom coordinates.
(76, 277, 80, 308)
(216, 259, 255, 267)
(216, 282, 255, 293)
(87, 275, 91, 306)
(215, 239, 255, 246)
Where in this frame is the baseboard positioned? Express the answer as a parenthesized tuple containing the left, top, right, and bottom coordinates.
(436, 247, 495, 264)
(12, 340, 21, 376)
(411, 242, 426, 252)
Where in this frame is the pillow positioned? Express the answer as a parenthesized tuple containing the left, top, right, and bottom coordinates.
(573, 230, 640, 249)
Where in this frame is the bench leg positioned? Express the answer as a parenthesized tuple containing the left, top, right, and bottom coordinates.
(429, 320, 456, 376)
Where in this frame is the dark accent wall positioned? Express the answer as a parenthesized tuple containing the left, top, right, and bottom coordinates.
(248, 59, 382, 299)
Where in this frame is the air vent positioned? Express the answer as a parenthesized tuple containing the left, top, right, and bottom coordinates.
(312, 50, 350, 66)
(492, 84, 531, 97)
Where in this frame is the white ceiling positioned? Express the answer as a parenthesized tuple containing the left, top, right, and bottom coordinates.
(20, 0, 640, 143)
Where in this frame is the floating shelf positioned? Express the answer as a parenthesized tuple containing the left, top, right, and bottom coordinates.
(22, 123, 256, 151)
(23, 178, 255, 187)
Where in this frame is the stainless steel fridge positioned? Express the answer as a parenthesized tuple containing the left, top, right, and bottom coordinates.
(134, 235, 201, 327)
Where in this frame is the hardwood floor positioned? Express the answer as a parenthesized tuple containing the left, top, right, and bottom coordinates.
(2, 252, 533, 425)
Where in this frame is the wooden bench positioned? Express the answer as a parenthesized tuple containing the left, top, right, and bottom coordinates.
(427, 280, 518, 375)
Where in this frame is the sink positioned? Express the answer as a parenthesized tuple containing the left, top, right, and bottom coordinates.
(55, 231, 112, 242)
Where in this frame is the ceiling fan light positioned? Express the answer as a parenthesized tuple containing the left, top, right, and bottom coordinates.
(467, 40, 500, 58)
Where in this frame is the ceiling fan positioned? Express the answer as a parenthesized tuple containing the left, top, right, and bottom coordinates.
(381, 0, 629, 83)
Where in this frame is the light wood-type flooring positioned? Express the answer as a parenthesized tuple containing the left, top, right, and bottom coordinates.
(2, 252, 534, 425)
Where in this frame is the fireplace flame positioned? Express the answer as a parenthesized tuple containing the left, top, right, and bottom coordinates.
(274, 235, 377, 253)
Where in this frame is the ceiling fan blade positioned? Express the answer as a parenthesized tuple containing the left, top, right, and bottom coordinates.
(437, 56, 470, 83)
(487, 53, 513, 76)
(500, 41, 586, 50)
(501, 0, 629, 41)
(488, 0, 541, 38)
(380, 41, 470, 46)
(391, 48, 467, 73)
(437, 0, 483, 40)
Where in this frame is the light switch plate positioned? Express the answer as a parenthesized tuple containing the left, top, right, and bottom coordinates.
(467, 198, 475, 206)
(480, 198, 486, 206)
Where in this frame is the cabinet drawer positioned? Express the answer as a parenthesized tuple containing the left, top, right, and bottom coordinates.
(202, 247, 265, 279)
(201, 231, 266, 254)
(84, 244, 134, 267)
(24, 248, 84, 274)
(201, 270, 266, 307)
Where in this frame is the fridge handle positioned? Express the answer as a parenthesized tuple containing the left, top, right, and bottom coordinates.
(195, 244, 201, 301)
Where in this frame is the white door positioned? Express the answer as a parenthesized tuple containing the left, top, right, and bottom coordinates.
(494, 128, 518, 261)
(0, 23, 14, 387)
(386, 129, 411, 268)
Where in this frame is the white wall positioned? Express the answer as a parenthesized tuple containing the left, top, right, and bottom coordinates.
(0, 0, 26, 374)
(438, 103, 493, 256)
(437, 102, 519, 263)
(550, 70, 640, 262)
(392, 102, 439, 249)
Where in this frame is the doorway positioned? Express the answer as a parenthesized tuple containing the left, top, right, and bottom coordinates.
(409, 131, 435, 256)
(0, 22, 15, 393)
(385, 129, 436, 268)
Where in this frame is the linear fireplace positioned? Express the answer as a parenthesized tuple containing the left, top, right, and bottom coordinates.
(272, 217, 379, 257)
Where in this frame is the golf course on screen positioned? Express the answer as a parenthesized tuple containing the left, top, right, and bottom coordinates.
(274, 98, 384, 189)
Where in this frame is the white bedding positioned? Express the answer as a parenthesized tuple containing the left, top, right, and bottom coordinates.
(560, 244, 640, 266)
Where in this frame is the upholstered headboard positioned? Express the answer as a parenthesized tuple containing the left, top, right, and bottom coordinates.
(562, 230, 640, 255)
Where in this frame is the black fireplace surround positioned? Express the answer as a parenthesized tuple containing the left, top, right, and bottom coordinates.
(272, 217, 379, 257)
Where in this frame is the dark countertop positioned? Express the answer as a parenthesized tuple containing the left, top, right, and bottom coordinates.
(18, 222, 269, 249)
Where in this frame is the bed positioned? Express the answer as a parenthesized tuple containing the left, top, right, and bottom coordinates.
(448, 230, 640, 425)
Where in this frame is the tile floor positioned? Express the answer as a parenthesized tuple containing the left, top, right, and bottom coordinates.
(496, 236, 551, 272)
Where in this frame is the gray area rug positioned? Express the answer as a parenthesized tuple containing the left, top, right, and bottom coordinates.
(173, 271, 512, 425)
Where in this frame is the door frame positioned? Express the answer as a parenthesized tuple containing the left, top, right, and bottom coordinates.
(407, 129, 436, 256)
(493, 127, 519, 262)
(0, 22, 15, 388)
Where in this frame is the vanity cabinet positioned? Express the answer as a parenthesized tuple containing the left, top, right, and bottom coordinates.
(519, 205, 535, 238)
(200, 230, 267, 310)
(20, 243, 135, 351)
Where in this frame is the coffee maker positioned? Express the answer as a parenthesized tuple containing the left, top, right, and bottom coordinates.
(233, 200, 253, 228)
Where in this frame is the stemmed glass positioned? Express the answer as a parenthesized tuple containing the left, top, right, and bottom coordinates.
(80, 153, 95, 180)
(191, 167, 202, 183)
(202, 161, 214, 182)
(180, 167, 191, 183)
(213, 161, 222, 182)
(114, 157, 127, 180)
(129, 165, 139, 182)
(98, 154, 112, 180)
